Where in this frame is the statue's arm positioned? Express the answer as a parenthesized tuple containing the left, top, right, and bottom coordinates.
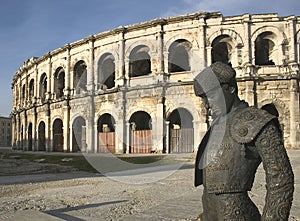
(254, 121, 294, 221)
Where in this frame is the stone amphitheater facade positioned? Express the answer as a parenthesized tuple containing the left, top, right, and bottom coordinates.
(11, 11, 300, 153)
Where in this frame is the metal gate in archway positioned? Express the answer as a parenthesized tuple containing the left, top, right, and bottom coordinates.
(38, 121, 46, 151)
(53, 119, 63, 152)
(98, 132, 115, 153)
(130, 130, 152, 153)
(170, 128, 194, 153)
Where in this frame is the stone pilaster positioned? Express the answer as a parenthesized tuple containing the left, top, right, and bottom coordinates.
(87, 37, 95, 91)
(157, 28, 164, 75)
(242, 14, 252, 64)
(64, 45, 71, 97)
(117, 30, 126, 87)
(63, 100, 70, 152)
(289, 79, 300, 148)
(45, 104, 51, 151)
(154, 98, 164, 153)
(126, 122, 130, 154)
(245, 80, 255, 106)
(198, 16, 207, 68)
(46, 55, 52, 100)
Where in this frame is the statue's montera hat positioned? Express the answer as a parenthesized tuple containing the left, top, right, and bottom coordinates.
(193, 62, 236, 97)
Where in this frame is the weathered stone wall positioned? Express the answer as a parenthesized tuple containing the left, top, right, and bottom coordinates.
(11, 11, 300, 152)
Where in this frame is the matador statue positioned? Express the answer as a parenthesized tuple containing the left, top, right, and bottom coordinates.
(193, 62, 294, 221)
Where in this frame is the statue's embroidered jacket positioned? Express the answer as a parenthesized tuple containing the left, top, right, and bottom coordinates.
(195, 103, 294, 220)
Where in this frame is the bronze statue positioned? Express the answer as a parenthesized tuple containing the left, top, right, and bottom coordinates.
(193, 62, 294, 221)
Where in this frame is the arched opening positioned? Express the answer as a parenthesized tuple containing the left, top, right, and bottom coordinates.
(168, 39, 191, 73)
(167, 108, 194, 153)
(54, 67, 65, 99)
(28, 123, 33, 151)
(73, 60, 87, 94)
(52, 119, 63, 152)
(38, 121, 46, 151)
(72, 116, 86, 152)
(98, 53, 115, 90)
(129, 45, 151, 77)
(255, 32, 276, 65)
(97, 114, 116, 153)
(39, 73, 47, 103)
(129, 111, 152, 153)
(211, 35, 233, 65)
(29, 79, 34, 102)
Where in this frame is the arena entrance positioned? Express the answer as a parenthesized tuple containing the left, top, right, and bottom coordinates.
(168, 108, 194, 153)
(27, 123, 33, 151)
(72, 117, 86, 152)
(97, 114, 116, 153)
(38, 121, 46, 151)
(129, 111, 152, 154)
(52, 119, 63, 152)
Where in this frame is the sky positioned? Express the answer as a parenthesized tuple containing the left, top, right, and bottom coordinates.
(0, 0, 299, 117)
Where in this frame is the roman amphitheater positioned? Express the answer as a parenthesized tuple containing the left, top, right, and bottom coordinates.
(11, 11, 300, 154)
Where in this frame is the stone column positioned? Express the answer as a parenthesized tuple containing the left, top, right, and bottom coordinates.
(124, 59, 130, 85)
(18, 79, 22, 108)
(34, 64, 38, 104)
(64, 45, 71, 97)
(87, 36, 95, 91)
(163, 51, 169, 74)
(199, 16, 207, 68)
(93, 123, 99, 153)
(297, 43, 300, 64)
(24, 112, 28, 151)
(33, 108, 37, 151)
(46, 104, 51, 151)
(126, 122, 130, 154)
(116, 30, 125, 87)
(288, 17, 297, 62)
(242, 14, 252, 64)
(86, 37, 95, 152)
(155, 98, 164, 153)
(193, 120, 200, 152)
(165, 121, 170, 154)
(63, 100, 70, 152)
(289, 79, 300, 148)
(16, 114, 20, 149)
(114, 120, 124, 154)
(245, 80, 255, 106)
(206, 46, 212, 66)
(46, 55, 52, 100)
(85, 96, 95, 153)
(157, 29, 164, 74)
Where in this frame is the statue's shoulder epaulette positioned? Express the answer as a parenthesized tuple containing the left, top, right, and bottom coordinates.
(229, 106, 276, 144)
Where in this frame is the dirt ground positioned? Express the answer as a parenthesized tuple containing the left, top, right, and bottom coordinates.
(0, 148, 299, 221)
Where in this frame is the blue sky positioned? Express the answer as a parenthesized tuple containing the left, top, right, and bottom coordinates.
(0, 0, 299, 117)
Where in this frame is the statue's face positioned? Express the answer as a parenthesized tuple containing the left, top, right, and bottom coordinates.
(203, 84, 235, 118)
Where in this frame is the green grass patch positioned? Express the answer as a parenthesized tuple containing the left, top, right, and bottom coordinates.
(0, 151, 183, 174)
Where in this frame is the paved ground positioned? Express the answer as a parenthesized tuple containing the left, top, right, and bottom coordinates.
(0, 147, 299, 221)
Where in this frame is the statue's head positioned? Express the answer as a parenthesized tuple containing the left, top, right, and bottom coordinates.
(193, 62, 238, 117)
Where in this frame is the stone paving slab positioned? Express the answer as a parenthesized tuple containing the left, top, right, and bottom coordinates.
(0, 211, 63, 221)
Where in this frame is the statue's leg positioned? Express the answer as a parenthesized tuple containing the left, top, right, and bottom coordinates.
(202, 188, 218, 221)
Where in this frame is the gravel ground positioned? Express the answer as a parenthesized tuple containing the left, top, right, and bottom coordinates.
(0, 149, 299, 221)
